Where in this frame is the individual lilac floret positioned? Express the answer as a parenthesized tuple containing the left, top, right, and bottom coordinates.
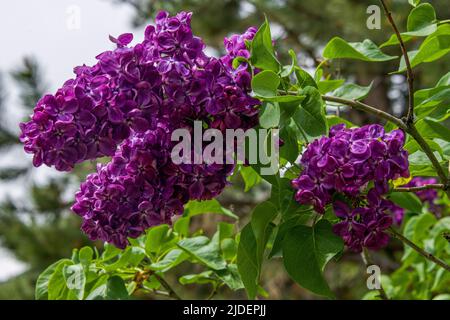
(21, 11, 259, 248)
(292, 124, 410, 214)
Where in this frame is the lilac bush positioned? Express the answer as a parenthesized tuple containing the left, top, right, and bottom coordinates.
(20, 11, 259, 248)
(30, 1, 450, 300)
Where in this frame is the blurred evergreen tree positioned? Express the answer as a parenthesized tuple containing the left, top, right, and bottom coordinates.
(0, 58, 95, 300)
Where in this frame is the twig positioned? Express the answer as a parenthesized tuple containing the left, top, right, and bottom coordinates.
(206, 283, 221, 300)
(379, 0, 415, 125)
(404, 125, 449, 185)
(321, 95, 407, 129)
(388, 228, 450, 272)
(153, 273, 182, 300)
(361, 248, 388, 300)
(393, 184, 445, 192)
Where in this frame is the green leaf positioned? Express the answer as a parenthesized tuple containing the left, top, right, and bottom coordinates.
(269, 213, 314, 258)
(331, 82, 373, 101)
(251, 70, 280, 98)
(177, 236, 227, 271)
(35, 259, 71, 300)
(250, 19, 280, 72)
(259, 102, 280, 128)
(48, 260, 73, 300)
(268, 176, 300, 216)
(145, 224, 174, 255)
(85, 275, 108, 300)
(63, 264, 86, 300)
(406, 3, 437, 37)
(401, 213, 437, 265)
(101, 243, 122, 261)
(405, 138, 443, 158)
(282, 220, 343, 298)
(293, 86, 328, 138)
(232, 56, 249, 69)
(436, 72, 450, 87)
(215, 264, 244, 290)
(218, 222, 235, 241)
(143, 275, 161, 290)
(240, 165, 262, 192)
(179, 271, 215, 285)
(398, 25, 450, 71)
(237, 223, 259, 299)
(407, 147, 447, 177)
(79, 247, 94, 266)
(317, 79, 345, 94)
(416, 118, 450, 142)
(263, 95, 306, 103)
(280, 49, 298, 77)
(415, 87, 450, 121)
(389, 192, 423, 213)
(221, 238, 238, 261)
(184, 199, 238, 219)
(323, 38, 397, 62)
(408, 0, 420, 7)
(150, 249, 189, 272)
(279, 119, 301, 162)
(174, 216, 190, 237)
(295, 67, 317, 88)
(104, 246, 146, 271)
(251, 202, 278, 265)
(381, 34, 414, 48)
(106, 276, 129, 300)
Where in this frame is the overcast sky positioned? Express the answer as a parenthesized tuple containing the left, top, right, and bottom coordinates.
(0, 0, 145, 281)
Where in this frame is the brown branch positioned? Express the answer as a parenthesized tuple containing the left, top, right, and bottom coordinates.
(379, 0, 415, 125)
(393, 184, 445, 192)
(388, 228, 450, 272)
(153, 273, 182, 300)
(321, 95, 407, 129)
(404, 125, 449, 186)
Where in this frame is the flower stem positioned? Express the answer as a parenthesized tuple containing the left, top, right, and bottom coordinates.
(388, 228, 450, 272)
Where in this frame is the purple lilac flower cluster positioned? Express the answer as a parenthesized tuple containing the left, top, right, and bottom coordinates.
(20, 11, 258, 248)
(292, 124, 410, 251)
(332, 189, 400, 252)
